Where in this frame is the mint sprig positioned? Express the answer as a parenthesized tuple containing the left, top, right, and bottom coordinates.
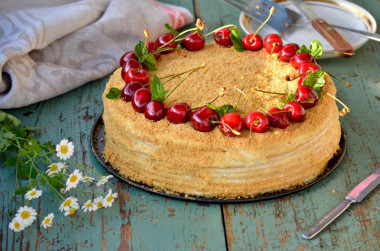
(151, 74, 168, 102)
(229, 27, 246, 52)
(302, 70, 325, 97)
(278, 93, 296, 109)
(165, 23, 179, 36)
(106, 87, 122, 99)
(206, 103, 235, 117)
(134, 41, 157, 71)
(296, 39, 323, 59)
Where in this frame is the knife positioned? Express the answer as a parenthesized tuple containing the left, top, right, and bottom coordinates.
(302, 167, 380, 239)
(289, 0, 354, 58)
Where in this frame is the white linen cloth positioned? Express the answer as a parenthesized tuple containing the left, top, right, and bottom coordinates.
(0, 0, 193, 109)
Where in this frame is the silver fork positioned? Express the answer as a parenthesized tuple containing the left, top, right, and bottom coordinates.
(221, 0, 380, 42)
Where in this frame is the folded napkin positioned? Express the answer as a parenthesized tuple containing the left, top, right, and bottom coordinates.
(0, 0, 193, 109)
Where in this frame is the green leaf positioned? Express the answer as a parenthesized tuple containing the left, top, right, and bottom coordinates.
(15, 186, 29, 195)
(0, 111, 21, 126)
(2, 131, 15, 140)
(142, 54, 157, 71)
(5, 157, 17, 167)
(106, 88, 122, 99)
(206, 103, 235, 117)
(296, 45, 309, 54)
(278, 93, 296, 109)
(229, 27, 246, 52)
(26, 138, 41, 153)
(151, 74, 168, 102)
(18, 148, 29, 158)
(309, 39, 323, 59)
(164, 23, 179, 36)
(41, 173, 65, 188)
(24, 126, 38, 131)
(134, 41, 146, 60)
(302, 70, 325, 97)
(10, 126, 26, 138)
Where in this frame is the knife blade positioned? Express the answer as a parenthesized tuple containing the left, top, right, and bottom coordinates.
(302, 168, 380, 239)
(289, 0, 354, 58)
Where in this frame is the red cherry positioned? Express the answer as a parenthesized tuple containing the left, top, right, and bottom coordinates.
(219, 113, 244, 137)
(298, 74, 307, 86)
(182, 32, 205, 51)
(245, 112, 270, 133)
(167, 103, 191, 124)
(299, 63, 322, 75)
(213, 28, 233, 47)
(124, 68, 149, 85)
(147, 41, 161, 60)
(278, 43, 300, 62)
(121, 59, 140, 80)
(283, 102, 306, 122)
(144, 100, 167, 121)
(120, 51, 138, 67)
(121, 82, 144, 102)
(267, 107, 290, 129)
(131, 88, 151, 113)
(263, 34, 283, 54)
(155, 33, 178, 54)
(242, 34, 263, 51)
(296, 85, 319, 109)
(290, 53, 314, 69)
(190, 106, 219, 132)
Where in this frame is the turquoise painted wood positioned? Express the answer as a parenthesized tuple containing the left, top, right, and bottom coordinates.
(1, 0, 379, 250)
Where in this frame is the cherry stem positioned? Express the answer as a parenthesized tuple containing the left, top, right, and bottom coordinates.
(324, 71, 352, 87)
(156, 27, 198, 52)
(325, 51, 355, 57)
(255, 88, 287, 96)
(139, 29, 149, 67)
(165, 63, 205, 99)
(250, 7, 275, 43)
(234, 76, 245, 111)
(204, 24, 237, 37)
(234, 86, 267, 113)
(322, 90, 350, 116)
(211, 121, 241, 136)
(161, 68, 199, 82)
(285, 72, 309, 81)
(270, 42, 278, 56)
(190, 87, 226, 111)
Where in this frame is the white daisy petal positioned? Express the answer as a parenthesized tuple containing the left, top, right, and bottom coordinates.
(64, 203, 79, 216)
(93, 197, 104, 211)
(15, 206, 37, 226)
(103, 189, 118, 208)
(82, 176, 95, 182)
(56, 139, 74, 160)
(66, 169, 83, 191)
(81, 200, 94, 212)
(46, 162, 65, 177)
(9, 218, 26, 232)
(59, 197, 79, 212)
(24, 188, 42, 200)
(41, 213, 54, 228)
(96, 175, 113, 186)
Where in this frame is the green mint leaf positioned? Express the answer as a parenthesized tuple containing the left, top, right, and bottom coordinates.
(142, 54, 157, 71)
(229, 27, 246, 52)
(106, 88, 122, 99)
(206, 103, 235, 117)
(278, 93, 296, 109)
(302, 70, 325, 97)
(134, 41, 146, 61)
(164, 23, 179, 36)
(309, 39, 323, 59)
(151, 74, 168, 102)
(297, 45, 310, 54)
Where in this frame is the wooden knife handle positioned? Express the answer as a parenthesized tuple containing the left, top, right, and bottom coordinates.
(311, 18, 354, 58)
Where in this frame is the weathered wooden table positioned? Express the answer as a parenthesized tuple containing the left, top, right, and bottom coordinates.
(1, 0, 379, 250)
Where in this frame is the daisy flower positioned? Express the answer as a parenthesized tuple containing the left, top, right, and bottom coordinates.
(82, 176, 95, 182)
(103, 189, 118, 208)
(64, 203, 79, 216)
(66, 169, 83, 191)
(46, 162, 65, 177)
(93, 197, 104, 211)
(81, 200, 94, 212)
(96, 175, 113, 186)
(41, 213, 54, 228)
(24, 188, 42, 200)
(60, 188, 66, 194)
(15, 206, 37, 226)
(9, 218, 25, 232)
(59, 197, 79, 212)
(56, 139, 74, 160)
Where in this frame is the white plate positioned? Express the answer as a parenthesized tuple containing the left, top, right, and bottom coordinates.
(239, 0, 377, 59)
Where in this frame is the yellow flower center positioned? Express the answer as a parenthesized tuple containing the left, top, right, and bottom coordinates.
(69, 208, 76, 215)
(30, 191, 36, 196)
(63, 200, 72, 207)
(51, 164, 58, 171)
(21, 211, 30, 219)
(44, 218, 51, 224)
(14, 222, 21, 229)
(86, 203, 92, 208)
(107, 195, 113, 202)
(61, 145, 69, 154)
(69, 175, 78, 183)
(97, 202, 103, 209)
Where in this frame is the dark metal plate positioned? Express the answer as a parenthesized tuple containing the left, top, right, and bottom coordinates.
(91, 116, 346, 204)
